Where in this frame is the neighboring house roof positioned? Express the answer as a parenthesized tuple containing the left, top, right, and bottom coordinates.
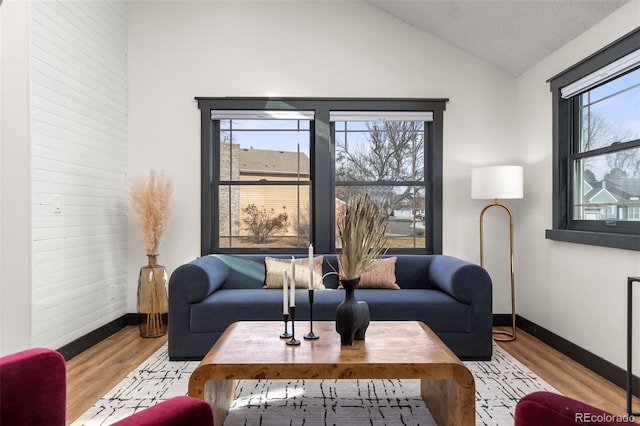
(239, 148, 310, 176)
(584, 187, 620, 204)
(584, 178, 640, 204)
(605, 178, 640, 200)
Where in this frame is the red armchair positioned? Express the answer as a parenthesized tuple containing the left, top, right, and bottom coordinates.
(0, 348, 67, 426)
(0, 347, 213, 426)
(515, 391, 635, 425)
(111, 396, 214, 425)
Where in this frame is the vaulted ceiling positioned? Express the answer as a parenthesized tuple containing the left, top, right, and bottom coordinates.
(366, 0, 630, 76)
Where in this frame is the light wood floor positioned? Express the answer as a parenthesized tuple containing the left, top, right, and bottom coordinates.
(65, 326, 640, 425)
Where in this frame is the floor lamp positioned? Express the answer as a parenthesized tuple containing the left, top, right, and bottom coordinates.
(471, 165, 523, 342)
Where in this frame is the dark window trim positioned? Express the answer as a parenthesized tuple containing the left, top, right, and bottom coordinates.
(547, 28, 640, 250)
(196, 97, 447, 256)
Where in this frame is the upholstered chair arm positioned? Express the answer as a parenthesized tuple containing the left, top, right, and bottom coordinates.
(111, 396, 213, 426)
(515, 391, 635, 425)
(0, 348, 67, 426)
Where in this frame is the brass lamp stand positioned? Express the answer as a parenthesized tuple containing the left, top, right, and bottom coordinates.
(479, 199, 516, 342)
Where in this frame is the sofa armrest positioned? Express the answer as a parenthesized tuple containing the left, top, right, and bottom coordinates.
(169, 255, 229, 304)
(168, 255, 231, 359)
(428, 255, 492, 304)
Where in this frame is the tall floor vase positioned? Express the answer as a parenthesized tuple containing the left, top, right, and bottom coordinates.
(335, 277, 370, 345)
(137, 254, 168, 338)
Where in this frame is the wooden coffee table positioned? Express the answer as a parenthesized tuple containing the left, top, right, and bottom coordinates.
(188, 321, 475, 425)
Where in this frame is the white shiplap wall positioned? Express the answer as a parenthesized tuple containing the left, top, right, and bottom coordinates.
(30, 1, 128, 349)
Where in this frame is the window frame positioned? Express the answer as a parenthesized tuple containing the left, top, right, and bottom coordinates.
(216, 116, 312, 251)
(547, 28, 640, 250)
(332, 118, 430, 252)
(196, 97, 447, 255)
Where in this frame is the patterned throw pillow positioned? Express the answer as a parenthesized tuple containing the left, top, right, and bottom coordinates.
(264, 256, 325, 289)
(339, 257, 400, 289)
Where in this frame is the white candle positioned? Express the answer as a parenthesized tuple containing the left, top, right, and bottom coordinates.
(290, 257, 296, 289)
(282, 269, 288, 314)
(289, 266, 295, 307)
(308, 244, 314, 289)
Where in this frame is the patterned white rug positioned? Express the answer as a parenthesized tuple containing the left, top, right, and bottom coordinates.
(72, 342, 558, 426)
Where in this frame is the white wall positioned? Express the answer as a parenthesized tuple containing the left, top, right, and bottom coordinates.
(127, 0, 518, 312)
(0, 0, 128, 355)
(29, 0, 129, 350)
(0, 0, 32, 355)
(516, 1, 640, 373)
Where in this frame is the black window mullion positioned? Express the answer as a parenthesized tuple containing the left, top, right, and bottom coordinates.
(201, 111, 216, 255)
(567, 96, 580, 229)
(572, 139, 640, 160)
(428, 116, 442, 254)
(314, 105, 332, 253)
(213, 120, 224, 253)
(218, 181, 311, 186)
(334, 181, 426, 186)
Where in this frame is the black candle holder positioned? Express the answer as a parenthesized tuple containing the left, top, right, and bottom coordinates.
(304, 289, 319, 340)
(286, 306, 300, 346)
(280, 313, 292, 338)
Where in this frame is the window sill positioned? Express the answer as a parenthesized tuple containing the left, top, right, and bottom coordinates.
(545, 229, 640, 251)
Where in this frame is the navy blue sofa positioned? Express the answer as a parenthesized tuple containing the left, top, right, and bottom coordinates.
(168, 254, 493, 361)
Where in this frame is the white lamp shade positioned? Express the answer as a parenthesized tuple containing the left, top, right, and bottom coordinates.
(471, 165, 523, 200)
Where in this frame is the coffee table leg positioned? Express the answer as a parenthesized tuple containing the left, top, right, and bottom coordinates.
(421, 373, 475, 426)
(204, 379, 236, 425)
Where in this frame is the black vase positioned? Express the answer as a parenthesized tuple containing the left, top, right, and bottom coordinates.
(336, 277, 370, 345)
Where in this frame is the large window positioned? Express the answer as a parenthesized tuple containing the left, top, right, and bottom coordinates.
(547, 28, 640, 249)
(197, 98, 446, 255)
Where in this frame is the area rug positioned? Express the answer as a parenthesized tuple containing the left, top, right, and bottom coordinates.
(72, 342, 558, 426)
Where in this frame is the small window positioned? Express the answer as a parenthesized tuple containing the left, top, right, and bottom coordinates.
(547, 28, 640, 249)
(572, 67, 640, 224)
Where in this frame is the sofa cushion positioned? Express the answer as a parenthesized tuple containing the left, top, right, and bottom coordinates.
(356, 289, 471, 333)
(357, 257, 400, 289)
(336, 257, 400, 289)
(190, 288, 470, 334)
(264, 256, 325, 289)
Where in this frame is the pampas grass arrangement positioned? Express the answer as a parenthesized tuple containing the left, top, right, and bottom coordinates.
(337, 193, 388, 281)
(129, 170, 173, 338)
(128, 170, 173, 255)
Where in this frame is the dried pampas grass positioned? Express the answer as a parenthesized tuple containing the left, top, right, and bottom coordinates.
(128, 170, 173, 255)
(337, 193, 388, 281)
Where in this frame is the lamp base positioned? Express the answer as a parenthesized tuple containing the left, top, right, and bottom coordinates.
(493, 328, 516, 342)
(480, 200, 517, 344)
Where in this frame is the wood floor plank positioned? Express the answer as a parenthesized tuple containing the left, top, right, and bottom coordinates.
(65, 326, 640, 424)
(65, 327, 166, 425)
(495, 327, 640, 419)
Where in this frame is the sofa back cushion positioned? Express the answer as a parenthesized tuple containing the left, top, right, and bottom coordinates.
(323, 255, 434, 290)
(264, 256, 325, 289)
(212, 254, 435, 290)
(392, 255, 434, 289)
